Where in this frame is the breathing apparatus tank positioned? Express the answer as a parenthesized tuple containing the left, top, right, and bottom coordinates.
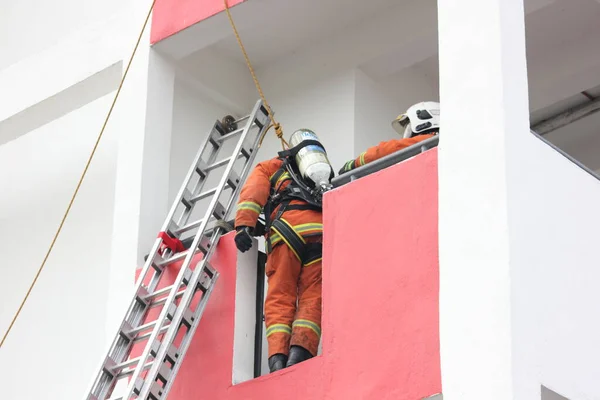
(288, 129, 333, 191)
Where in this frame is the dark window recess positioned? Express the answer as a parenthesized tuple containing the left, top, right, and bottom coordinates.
(254, 251, 267, 377)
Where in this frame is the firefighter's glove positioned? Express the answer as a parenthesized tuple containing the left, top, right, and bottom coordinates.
(338, 160, 356, 175)
(235, 226, 253, 253)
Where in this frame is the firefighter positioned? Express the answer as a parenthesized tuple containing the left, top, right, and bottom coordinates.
(234, 129, 333, 373)
(339, 101, 440, 174)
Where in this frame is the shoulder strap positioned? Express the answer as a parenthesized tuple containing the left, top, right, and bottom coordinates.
(269, 167, 287, 187)
(277, 140, 324, 159)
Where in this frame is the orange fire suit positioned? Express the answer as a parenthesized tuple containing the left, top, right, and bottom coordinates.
(340, 133, 436, 173)
(235, 157, 323, 357)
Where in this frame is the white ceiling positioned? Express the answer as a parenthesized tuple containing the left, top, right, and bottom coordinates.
(171, 0, 600, 171)
(205, 0, 403, 70)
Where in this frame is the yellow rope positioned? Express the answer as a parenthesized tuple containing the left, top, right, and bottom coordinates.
(223, 0, 289, 150)
(0, 0, 157, 349)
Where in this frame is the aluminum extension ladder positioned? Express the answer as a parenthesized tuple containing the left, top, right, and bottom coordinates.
(86, 99, 270, 400)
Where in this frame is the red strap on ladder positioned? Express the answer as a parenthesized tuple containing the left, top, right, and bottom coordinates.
(157, 231, 185, 255)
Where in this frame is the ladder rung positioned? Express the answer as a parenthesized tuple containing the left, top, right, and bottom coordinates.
(216, 127, 244, 142)
(157, 232, 212, 267)
(191, 187, 218, 202)
(116, 361, 153, 379)
(174, 218, 206, 235)
(126, 303, 177, 337)
(157, 250, 190, 267)
(187, 185, 233, 206)
(205, 157, 232, 172)
(157, 238, 208, 266)
(151, 289, 186, 308)
(145, 285, 176, 302)
(174, 211, 222, 236)
(235, 115, 250, 124)
(112, 356, 144, 373)
(127, 320, 159, 338)
(134, 324, 170, 344)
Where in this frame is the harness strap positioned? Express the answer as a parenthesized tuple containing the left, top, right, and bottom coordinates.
(303, 242, 323, 266)
(283, 204, 321, 212)
(271, 219, 305, 261)
(264, 161, 324, 263)
(270, 219, 322, 266)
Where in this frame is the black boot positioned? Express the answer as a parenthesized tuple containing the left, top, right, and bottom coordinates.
(268, 353, 288, 373)
(285, 345, 313, 368)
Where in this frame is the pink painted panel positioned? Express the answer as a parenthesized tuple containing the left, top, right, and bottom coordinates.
(131, 234, 237, 395)
(321, 148, 441, 399)
(151, 0, 244, 44)
(133, 149, 440, 399)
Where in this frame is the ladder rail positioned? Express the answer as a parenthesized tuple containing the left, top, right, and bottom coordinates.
(133, 99, 267, 399)
(159, 123, 265, 397)
(142, 231, 221, 399)
(86, 235, 166, 399)
(87, 115, 236, 399)
(222, 115, 265, 221)
(85, 99, 269, 400)
(160, 248, 220, 397)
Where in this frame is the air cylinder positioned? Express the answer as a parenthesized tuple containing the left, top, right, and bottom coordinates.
(288, 129, 332, 189)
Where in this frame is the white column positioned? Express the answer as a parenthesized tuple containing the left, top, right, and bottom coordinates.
(437, 0, 530, 398)
(137, 50, 176, 261)
(106, 38, 175, 340)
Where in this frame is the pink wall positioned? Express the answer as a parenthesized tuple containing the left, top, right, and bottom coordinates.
(151, 0, 245, 44)
(140, 149, 440, 399)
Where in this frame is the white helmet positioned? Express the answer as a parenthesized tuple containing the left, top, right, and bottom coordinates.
(391, 101, 440, 138)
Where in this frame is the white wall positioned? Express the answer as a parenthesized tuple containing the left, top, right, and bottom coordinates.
(0, 93, 117, 400)
(354, 69, 405, 154)
(0, 1, 157, 398)
(169, 78, 233, 205)
(509, 132, 600, 400)
(259, 69, 357, 172)
(0, 0, 131, 69)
